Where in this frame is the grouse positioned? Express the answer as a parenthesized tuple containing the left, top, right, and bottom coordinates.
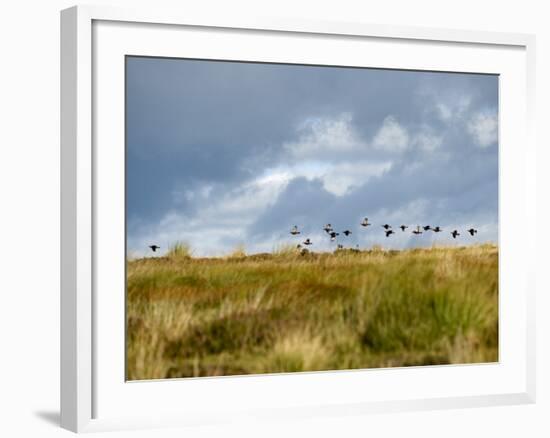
(433, 226, 443, 233)
(149, 245, 160, 252)
(361, 218, 371, 227)
(451, 230, 460, 239)
(385, 230, 395, 237)
(382, 224, 392, 230)
(467, 228, 478, 236)
(303, 238, 313, 246)
(400, 225, 408, 232)
(290, 225, 300, 235)
(342, 230, 352, 236)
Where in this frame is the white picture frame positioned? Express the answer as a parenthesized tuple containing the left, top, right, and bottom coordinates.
(60, 4, 536, 433)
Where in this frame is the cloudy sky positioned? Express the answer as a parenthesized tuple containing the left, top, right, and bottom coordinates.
(126, 56, 498, 257)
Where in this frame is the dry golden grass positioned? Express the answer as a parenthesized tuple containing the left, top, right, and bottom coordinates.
(126, 244, 498, 380)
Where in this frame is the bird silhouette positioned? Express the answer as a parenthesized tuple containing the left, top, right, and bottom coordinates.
(412, 226, 423, 235)
(433, 226, 443, 233)
(342, 230, 352, 236)
(149, 245, 160, 252)
(385, 230, 395, 237)
(290, 225, 301, 235)
(303, 238, 313, 246)
(361, 218, 371, 227)
(400, 225, 408, 232)
(423, 225, 432, 231)
(467, 228, 478, 236)
(451, 230, 460, 239)
(323, 224, 333, 233)
(382, 224, 392, 230)
(329, 231, 339, 242)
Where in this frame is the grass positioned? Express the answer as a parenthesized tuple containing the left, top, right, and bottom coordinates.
(165, 241, 193, 260)
(126, 244, 498, 380)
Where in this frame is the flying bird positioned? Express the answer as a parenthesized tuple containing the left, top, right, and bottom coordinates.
(149, 245, 160, 252)
(361, 218, 371, 227)
(399, 225, 408, 232)
(382, 224, 392, 230)
(385, 230, 395, 237)
(329, 231, 339, 242)
(467, 228, 478, 236)
(423, 225, 432, 231)
(412, 226, 423, 235)
(433, 226, 443, 233)
(451, 230, 460, 239)
(290, 225, 301, 235)
(342, 230, 352, 236)
(303, 238, 313, 246)
(323, 224, 333, 233)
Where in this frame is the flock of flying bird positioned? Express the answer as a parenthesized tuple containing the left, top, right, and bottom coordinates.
(290, 218, 478, 250)
(146, 218, 478, 253)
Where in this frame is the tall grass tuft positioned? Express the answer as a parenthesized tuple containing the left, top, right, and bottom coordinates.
(272, 243, 300, 257)
(166, 241, 193, 260)
(226, 244, 246, 259)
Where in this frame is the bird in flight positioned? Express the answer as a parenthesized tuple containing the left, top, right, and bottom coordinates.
(451, 230, 460, 239)
(329, 231, 339, 242)
(382, 224, 392, 230)
(303, 238, 313, 246)
(412, 226, 423, 235)
(149, 245, 160, 252)
(385, 230, 395, 237)
(361, 218, 371, 227)
(290, 225, 301, 235)
(433, 226, 443, 233)
(467, 228, 478, 236)
(399, 225, 408, 232)
(423, 225, 432, 231)
(323, 223, 333, 233)
(342, 230, 352, 236)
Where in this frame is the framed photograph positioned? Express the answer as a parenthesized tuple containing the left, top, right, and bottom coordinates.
(61, 5, 536, 433)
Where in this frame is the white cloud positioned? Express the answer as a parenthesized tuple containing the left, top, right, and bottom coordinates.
(435, 103, 453, 122)
(467, 109, 498, 147)
(129, 171, 291, 257)
(173, 184, 213, 204)
(321, 161, 392, 196)
(429, 94, 472, 124)
(280, 113, 393, 195)
(259, 160, 392, 197)
(372, 116, 409, 152)
(412, 127, 444, 152)
(284, 112, 365, 158)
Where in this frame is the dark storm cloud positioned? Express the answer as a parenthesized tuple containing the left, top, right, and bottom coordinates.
(126, 56, 498, 255)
